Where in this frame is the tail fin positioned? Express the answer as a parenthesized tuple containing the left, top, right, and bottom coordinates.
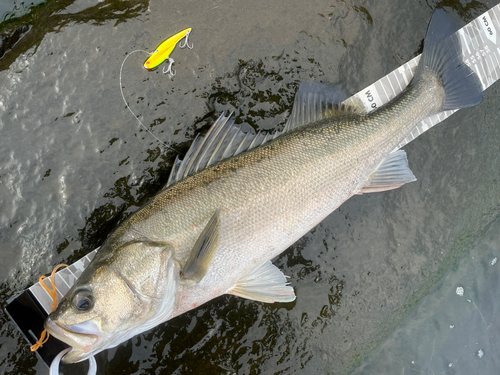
(415, 9, 483, 110)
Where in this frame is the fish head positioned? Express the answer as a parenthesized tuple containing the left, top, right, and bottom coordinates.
(45, 240, 180, 363)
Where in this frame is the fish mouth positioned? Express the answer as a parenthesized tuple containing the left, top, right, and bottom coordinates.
(44, 318, 100, 363)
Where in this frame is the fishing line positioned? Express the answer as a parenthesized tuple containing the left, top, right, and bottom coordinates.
(119, 49, 173, 148)
(30, 263, 69, 352)
(118, 29, 193, 149)
(30, 264, 98, 374)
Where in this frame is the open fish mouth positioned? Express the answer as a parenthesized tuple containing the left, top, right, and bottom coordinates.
(44, 318, 100, 363)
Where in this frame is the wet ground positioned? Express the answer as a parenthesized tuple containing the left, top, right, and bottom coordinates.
(1, 0, 500, 374)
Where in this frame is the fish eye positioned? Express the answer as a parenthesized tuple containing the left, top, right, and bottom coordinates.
(71, 288, 95, 312)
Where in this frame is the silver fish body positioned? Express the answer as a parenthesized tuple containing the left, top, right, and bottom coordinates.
(127, 69, 444, 314)
(45, 9, 484, 365)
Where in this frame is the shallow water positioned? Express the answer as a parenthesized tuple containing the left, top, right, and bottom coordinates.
(0, 0, 499, 374)
(352, 217, 500, 375)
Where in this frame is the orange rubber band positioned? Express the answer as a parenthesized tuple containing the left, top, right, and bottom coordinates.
(30, 264, 68, 351)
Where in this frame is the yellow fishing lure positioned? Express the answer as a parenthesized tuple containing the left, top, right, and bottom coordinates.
(144, 28, 192, 70)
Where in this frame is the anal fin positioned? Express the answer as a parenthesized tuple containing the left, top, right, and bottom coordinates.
(359, 149, 416, 194)
(228, 261, 296, 303)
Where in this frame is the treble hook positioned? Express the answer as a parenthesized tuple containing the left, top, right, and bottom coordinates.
(163, 58, 176, 76)
(179, 30, 194, 49)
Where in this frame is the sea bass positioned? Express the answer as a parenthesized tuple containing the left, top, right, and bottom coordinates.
(45, 10, 483, 364)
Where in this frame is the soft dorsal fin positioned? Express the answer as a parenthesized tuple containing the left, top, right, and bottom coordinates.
(282, 82, 366, 134)
(228, 261, 296, 303)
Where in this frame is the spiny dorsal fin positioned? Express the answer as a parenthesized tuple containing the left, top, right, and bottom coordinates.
(166, 112, 274, 188)
(228, 261, 296, 303)
(282, 82, 366, 135)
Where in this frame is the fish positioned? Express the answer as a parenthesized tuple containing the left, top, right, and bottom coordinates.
(44, 9, 483, 365)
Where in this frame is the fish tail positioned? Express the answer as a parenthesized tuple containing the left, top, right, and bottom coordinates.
(415, 9, 483, 110)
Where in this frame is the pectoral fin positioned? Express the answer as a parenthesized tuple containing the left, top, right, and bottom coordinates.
(228, 261, 296, 303)
(359, 149, 416, 194)
(181, 209, 221, 284)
